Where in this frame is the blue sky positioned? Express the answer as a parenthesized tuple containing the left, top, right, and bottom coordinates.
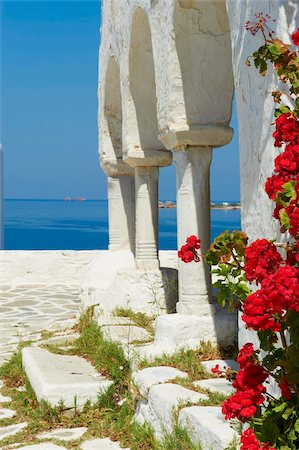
(1, 1, 240, 202)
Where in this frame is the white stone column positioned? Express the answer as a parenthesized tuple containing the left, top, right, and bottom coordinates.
(108, 175, 135, 252)
(174, 146, 213, 315)
(135, 166, 159, 270)
(0, 144, 3, 250)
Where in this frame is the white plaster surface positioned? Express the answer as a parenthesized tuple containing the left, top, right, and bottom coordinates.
(193, 378, 234, 396)
(135, 383, 208, 437)
(99, 0, 233, 158)
(132, 366, 189, 399)
(178, 406, 237, 450)
(226, 0, 298, 243)
(0, 251, 101, 286)
(80, 438, 129, 450)
(37, 427, 88, 442)
(80, 250, 178, 315)
(22, 347, 112, 409)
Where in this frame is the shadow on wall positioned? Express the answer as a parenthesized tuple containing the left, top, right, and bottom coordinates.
(128, 7, 162, 151)
(173, 1, 233, 127)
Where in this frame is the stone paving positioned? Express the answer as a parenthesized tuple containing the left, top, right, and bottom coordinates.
(0, 283, 130, 449)
(0, 284, 81, 365)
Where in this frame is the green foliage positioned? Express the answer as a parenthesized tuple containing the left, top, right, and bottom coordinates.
(250, 39, 299, 97)
(205, 230, 250, 309)
(251, 398, 299, 449)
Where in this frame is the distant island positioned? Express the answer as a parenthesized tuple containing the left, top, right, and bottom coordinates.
(159, 201, 241, 210)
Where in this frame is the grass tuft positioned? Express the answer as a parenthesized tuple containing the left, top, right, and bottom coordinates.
(113, 307, 155, 334)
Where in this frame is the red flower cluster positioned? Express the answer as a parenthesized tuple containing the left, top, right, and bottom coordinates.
(178, 235, 201, 263)
(292, 27, 299, 46)
(264, 110, 299, 234)
(274, 143, 299, 174)
(242, 265, 299, 331)
(264, 173, 288, 200)
(244, 239, 282, 283)
(273, 113, 299, 148)
(240, 429, 274, 450)
(237, 343, 255, 369)
(222, 361, 268, 421)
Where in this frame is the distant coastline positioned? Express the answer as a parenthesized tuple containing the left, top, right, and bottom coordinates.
(159, 201, 241, 210)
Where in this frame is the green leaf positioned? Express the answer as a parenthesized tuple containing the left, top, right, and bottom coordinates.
(294, 418, 299, 433)
(279, 208, 290, 229)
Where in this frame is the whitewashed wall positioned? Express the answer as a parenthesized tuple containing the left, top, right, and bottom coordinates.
(226, 0, 298, 242)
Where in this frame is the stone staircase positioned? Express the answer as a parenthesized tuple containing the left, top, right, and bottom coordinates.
(0, 315, 240, 449)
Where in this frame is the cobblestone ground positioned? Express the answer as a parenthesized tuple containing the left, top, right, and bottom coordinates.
(0, 284, 81, 365)
(0, 284, 130, 449)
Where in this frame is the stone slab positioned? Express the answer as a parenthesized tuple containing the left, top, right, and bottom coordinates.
(154, 313, 237, 350)
(37, 427, 88, 441)
(179, 406, 237, 450)
(0, 393, 11, 403)
(80, 438, 130, 450)
(102, 325, 151, 344)
(135, 383, 208, 437)
(17, 444, 67, 450)
(132, 366, 189, 398)
(22, 347, 112, 409)
(193, 378, 234, 396)
(0, 408, 16, 419)
(0, 423, 27, 441)
(201, 360, 239, 374)
(97, 317, 133, 327)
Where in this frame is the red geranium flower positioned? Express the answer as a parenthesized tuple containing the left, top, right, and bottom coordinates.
(240, 428, 274, 450)
(292, 27, 299, 46)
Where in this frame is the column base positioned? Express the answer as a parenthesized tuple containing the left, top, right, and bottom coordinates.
(135, 259, 160, 270)
(138, 310, 237, 360)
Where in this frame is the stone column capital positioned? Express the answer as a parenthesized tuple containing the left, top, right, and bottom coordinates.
(159, 125, 233, 151)
(101, 157, 134, 177)
(124, 148, 172, 168)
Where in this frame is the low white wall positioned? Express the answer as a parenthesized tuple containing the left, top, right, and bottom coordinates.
(0, 250, 103, 286)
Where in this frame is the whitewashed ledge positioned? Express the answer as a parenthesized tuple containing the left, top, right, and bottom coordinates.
(0, 250, 103, 286)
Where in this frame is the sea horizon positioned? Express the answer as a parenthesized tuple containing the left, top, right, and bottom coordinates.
(3, 199, 241, 251)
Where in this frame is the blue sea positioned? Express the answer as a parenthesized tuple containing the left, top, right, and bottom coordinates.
(4, 200, 241, 250)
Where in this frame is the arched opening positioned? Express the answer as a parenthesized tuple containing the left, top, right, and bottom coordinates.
(103, 55, 123, 161)
(127, 8, 161, 152)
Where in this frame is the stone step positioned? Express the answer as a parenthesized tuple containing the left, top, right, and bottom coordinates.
(0, 423, 27, 441)
(193, 378, 235, 396)
(102, 325, 152, 345)
(132, 366, 189, 399)
(135, 383, 208, 437)
(80, 438, 130, 449)
(137, 313, 237, 360)
(0, 407, 16, 419)
(22, 347, 112, 409)
(17, 444, 66, 450)
(178, 406, 238, 450)
(97, 316, 133, 327)
(37, 427, 88, 442)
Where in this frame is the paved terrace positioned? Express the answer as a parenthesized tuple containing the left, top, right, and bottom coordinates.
(0, 250, 102, 365)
